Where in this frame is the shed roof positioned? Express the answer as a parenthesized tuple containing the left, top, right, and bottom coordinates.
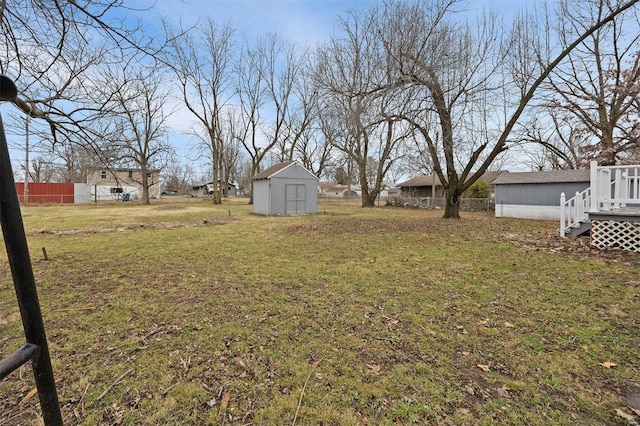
(252, 161, 317, 181)
(252, 161, 295, 180)
(492, 169, 590, 185)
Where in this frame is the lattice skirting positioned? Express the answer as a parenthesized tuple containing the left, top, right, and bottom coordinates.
(591, 220, 640, 253)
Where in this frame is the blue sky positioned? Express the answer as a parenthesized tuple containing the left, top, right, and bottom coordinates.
(152, 0, 532, 46)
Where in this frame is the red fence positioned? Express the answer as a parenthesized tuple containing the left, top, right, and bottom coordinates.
(15, 183, 75, 204)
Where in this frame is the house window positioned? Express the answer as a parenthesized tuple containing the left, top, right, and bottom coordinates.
(110, 187, 123, 194)
(128, 171, 133, 178)
(100, 171, 107, 179)
(147, 173, 151, 178)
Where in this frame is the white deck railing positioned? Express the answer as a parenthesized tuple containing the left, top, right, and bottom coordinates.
(591, 162, 640, 210)
(560, 188, 591, 237)
(560, 161, 640, 237)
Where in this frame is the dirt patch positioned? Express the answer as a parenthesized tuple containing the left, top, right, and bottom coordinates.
(28, 217, 233, 236)
(626, 386, 640, 411)
(155, 205, 186, 211)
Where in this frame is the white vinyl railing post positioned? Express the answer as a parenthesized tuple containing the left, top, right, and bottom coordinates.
(590, 161, 598, 212)
(614, 169, 622, 208)
(602, 168, 612, 210)
(560, 192, 566, 237)
(575, 191, 582, 221)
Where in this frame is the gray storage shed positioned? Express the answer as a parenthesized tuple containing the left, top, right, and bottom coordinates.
(252, 161, 319, 215)
(494, 169, 590, 219)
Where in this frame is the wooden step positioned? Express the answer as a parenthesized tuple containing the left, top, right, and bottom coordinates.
(568, 220, 590, 237)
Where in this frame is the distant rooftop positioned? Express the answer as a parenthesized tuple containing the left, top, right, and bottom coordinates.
(492, 169, 590, 185)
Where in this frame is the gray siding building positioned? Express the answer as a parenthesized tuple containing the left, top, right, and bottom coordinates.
(252, 161, 319, 215)
(494, 169, 590, 220)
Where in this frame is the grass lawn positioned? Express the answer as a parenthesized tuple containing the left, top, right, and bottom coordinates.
(1, 199, 638, 425)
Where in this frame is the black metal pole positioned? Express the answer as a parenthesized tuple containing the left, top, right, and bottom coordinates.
(0, 113, 63, 425)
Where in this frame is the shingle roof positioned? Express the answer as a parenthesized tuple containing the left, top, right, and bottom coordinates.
(252, 161, 295, 180)
(492, 169, 590, 185)
(397, 175, 439, 187)
(318, 181, 338, 189)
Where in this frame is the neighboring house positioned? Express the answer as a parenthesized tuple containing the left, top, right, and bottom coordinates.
(493, 169, 590, 220)
(386, 187, 401, 198)
(397, 175, 443, 198)
(319, 182, 399, 199)
(192, 181, 237, 197)
(398, 171, 505, 199)
(318, 182, 354, 198)
(87, 168, 160, 201)
(252, 161, 319, 215)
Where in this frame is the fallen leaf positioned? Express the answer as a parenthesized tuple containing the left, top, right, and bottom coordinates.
(456, 408, 470, 414)
(220, 391, 231, 411)
(600, 361, 617, 368)
(504, 322, 515, 328)
(19, 388, 38, 406)
(366, 363, 381, 373)
(615, 408, 635, 421)
(477, 364, 490, 372)
(461, 351, 470, 356)
(464, 385, 475, 395)
(496, 386, 510, 398)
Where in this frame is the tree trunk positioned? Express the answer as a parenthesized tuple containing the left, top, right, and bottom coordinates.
(248, 161, 260, 205)
(361, 192, 375, 207)
(211, 141, 222, 204)
(141, 167, 150, 205)
(443, 189, 460, 219)
(358, 157, 376, 207)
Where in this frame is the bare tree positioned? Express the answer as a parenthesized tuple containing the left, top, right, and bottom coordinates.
(162, 158, 195, 194)
(0, 1, 170, 152)
(27, 156, 55, 182)
(220, 109, 243, 196)
(52, 141, 101, 183)
(235, 34, 309, 203)
(235, 40, 266, 203)
(101, 67, 174, 204)
(166, 20, 236, 204)
(543, 0, 640, 165)
(516, 111, 585, 170)
(293, 120, 335, 178)
(258, 34, 309, 165)
(273, 54, 319, 165)
(379, 0, 639, 218)
(316, 8, 409, 207)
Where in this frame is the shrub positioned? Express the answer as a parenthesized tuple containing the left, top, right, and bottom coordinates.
(464, 179, 490, 198)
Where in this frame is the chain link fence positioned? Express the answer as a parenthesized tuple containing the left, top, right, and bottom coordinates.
(319, 195, 494, 212)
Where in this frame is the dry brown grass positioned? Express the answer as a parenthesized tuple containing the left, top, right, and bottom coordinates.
(0, 201, 638, 425)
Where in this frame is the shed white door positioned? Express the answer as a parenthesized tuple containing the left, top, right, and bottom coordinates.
(285, 184, 306, 214)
